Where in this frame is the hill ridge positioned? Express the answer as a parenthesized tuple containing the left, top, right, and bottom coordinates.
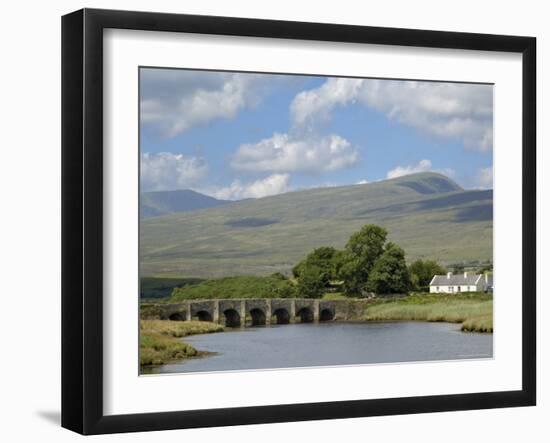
(140, 189, 230, 218)
(140, 172, 492, 277)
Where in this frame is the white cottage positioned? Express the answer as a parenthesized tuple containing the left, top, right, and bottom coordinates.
(429, 272, 493, 294)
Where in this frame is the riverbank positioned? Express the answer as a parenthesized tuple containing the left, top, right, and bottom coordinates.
(140, 320, 224, 367)
(362, 293, 493, 333)
(140, 294, 492, 371)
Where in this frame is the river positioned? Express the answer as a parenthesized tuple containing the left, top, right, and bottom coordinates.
(146, 321, 493, 374)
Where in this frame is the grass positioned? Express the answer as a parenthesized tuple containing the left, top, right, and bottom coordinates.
(140, 320, 224, 367)
(322, 292, 348, 300)
(363, 293, 493, 332)
(461, 314, 493, 333)
(140, 334, 199, 367)
(170, 275, 296, 300)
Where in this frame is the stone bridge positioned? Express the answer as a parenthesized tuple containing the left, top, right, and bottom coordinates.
(142, 299, 339, 327)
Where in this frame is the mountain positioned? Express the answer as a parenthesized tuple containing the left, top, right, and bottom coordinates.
(140, 173, 493, 278)
(140, 189, 230, 218)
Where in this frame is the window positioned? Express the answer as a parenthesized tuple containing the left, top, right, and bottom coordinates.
(457, 286, 461, 292)
(449, 286, 454, 292)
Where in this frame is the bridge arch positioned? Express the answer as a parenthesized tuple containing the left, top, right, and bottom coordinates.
(143, 299, 341, 326)
(249, 308, 266, 326)
(223, 309, 241, 327)
(195, 310, 212, 322)
(272, 308, 290, 324)
(319, 308, 334, 321)
(296, 307, 314, 323)
(168, 312, 186, 321)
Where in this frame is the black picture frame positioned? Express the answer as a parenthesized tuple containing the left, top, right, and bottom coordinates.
(62, 8, 536, 435)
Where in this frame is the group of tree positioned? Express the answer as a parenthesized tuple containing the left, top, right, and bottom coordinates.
(449, 261, 492, 275)
(408, 259, 447, 291)
(292, 224, 448, 298)
(292, 246, 344, 297)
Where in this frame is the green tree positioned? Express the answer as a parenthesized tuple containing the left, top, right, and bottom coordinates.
(297, 265, 326, 298)
(338, 253, 362, 295)
(340, 224, 388, 295)
(270, 272, 288, 280)
(292, 261, 306, 279)
(367, 242, 411, 294)
(292, 246, 341, 282)
(331, 249, 346, 280)
(452, 263, 465, 273)
(409, 259, 446, 290)
(268, 281, 297, 298)
(478, 262, 493, 273)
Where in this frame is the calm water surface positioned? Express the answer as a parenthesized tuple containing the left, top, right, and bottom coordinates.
(146, 322, 493, 374)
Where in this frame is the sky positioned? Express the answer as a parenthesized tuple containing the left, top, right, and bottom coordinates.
(139, 68, 493, 200)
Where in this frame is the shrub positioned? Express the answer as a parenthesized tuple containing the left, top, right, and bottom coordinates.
(171, 275, 297, 300)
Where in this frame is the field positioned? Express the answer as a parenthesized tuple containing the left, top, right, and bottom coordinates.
(140, 173, 493, 278)
(363, 293, 493, 332)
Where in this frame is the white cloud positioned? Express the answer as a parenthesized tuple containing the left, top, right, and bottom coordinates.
(291, 78, 363, 128)
(290, 78, 493, 152)
(356, 179, 369, 185)
(231, 133, 358, 174)
(386, 159, 456, 180)
(141, 70, 276, 137)
(205, 174, 290, 200)
(474, 166, 493, 189)
(140, 152, 208, 191)
(387, 159, 433, 179)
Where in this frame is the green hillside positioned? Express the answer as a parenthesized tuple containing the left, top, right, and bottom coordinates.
(140, 172, 493, 278)
(141, 189, 229, 218)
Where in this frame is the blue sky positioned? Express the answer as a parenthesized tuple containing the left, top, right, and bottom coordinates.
(140, 68, 493, 199)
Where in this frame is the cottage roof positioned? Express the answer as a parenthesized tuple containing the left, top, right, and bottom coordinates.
(430, 273, 486, 286)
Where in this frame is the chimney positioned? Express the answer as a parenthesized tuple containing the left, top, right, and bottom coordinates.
(447, 272, 452, 279)
(464, 271, 468, 278)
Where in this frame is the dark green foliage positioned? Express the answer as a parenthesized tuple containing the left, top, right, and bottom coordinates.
(170, 275, 296, 300)
(267, 277, 298, 298)
(367, 242, 411, 294)
(292, 246, 341, 280)
(338, 254, 363, 295)
(293, 247, 344, 298)
(140, 277, 204, 300)
(270, 272, 288, 280)
(332, 249, 346, 278)
(452, 263, 465, 273)
(340, 225, 388, 295)
(409, 259, 447, 290)
(346, 225, 387, 263)
(297, 265, 327, 298)
(293, 224, 412, 297)
(478, 261, 493, 273)
(292, 261, 306, 279)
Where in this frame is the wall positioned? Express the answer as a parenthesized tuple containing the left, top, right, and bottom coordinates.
(0, 0, 546, 441)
